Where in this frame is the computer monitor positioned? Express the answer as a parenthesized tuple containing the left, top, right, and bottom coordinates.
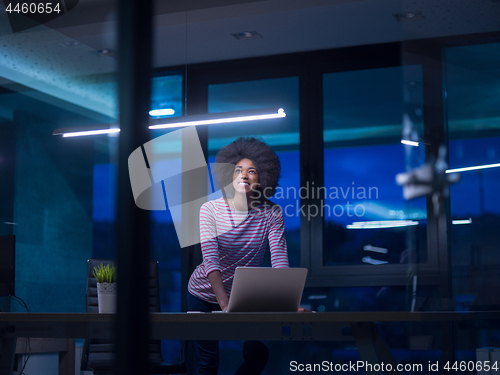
(0, 235, 15, 297)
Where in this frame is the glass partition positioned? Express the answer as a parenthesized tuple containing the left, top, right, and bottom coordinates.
(1, 0, 499, 373)
(148, 74, 184, 313)
(0, 10, 119, 312)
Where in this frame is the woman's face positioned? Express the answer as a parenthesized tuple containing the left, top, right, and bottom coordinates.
(232, 158, 259, 195)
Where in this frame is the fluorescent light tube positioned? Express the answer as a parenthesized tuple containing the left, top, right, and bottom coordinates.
(446, 163, 500, 174)
(452, 218, 472, 225)
(362, 256, 388, 265)
(401, 140, 419, 146)
(363, 245, 388, 253)
(54, 107, 286, 137)
(347, 220, 419, 229)
(149, 108, 175, 116)
(63, 129, 120, 137)
(53, 124, 120, 137)
(149, 107, 286, 130)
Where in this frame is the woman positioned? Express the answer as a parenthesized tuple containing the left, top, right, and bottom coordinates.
(187, 137, 289, 375)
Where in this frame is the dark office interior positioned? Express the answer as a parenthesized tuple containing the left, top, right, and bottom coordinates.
(0, 0, 500, 374)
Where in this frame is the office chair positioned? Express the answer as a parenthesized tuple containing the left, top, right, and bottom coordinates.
(81, 258, 187, 374)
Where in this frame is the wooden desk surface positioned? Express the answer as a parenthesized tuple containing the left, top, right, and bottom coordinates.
(1, 311, 498, 375)
(1, 310, 498, 322)
(0, 311, 498, 341)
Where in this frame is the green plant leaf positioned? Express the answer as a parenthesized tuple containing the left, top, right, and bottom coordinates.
(92, 263, 117, 283)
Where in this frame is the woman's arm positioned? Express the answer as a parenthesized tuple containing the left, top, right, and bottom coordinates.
(268, 204, 289, 268)
(207, 270, 229, 311)
(198, 202, 227, 308)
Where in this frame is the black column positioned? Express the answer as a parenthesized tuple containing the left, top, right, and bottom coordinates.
(115, 0, 153, 374)
(0, 120, 16, 238)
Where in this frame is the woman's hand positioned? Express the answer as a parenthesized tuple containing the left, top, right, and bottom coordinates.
(298, 307, 315, 313)
(208, 270, 230, 311)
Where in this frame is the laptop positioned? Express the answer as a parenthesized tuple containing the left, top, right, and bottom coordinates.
(226, 267, 308, 312)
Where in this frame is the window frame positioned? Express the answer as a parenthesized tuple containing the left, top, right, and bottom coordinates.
(309, 56, 440, 286)
(173, 32, 500, 298)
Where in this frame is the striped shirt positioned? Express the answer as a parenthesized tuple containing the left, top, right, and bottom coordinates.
(188, 197, 289, 303)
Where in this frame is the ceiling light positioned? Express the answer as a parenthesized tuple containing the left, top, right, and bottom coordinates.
(347, 220, 419, 229)
(61, 129, 120, 137)
(59, 40, 80, 47)
(362, 256, 388, 265)
(90, 49, 117, 58)
(54, 108, 286, 136)
(401, 140, 419, 147)
(452, 218, 472, 225)
(149, 107, 286, 130)
(53, 124, 120, 137)
(393, 11, 424, 22)
(149, 108, 175, 117)
(363, 245, 388, 254)
(446, 163, 500, 174)
(231, 31, 263, 40)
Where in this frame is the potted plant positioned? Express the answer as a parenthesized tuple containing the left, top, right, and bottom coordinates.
(92, 263, 117, 313)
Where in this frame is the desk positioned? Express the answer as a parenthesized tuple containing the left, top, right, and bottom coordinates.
(0, 311, 498, 375)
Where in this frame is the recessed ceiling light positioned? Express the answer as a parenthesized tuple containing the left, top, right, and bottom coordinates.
(231, 31, 263, 40)
(59, 40, 80, 47)
(90, 49, 117, 58)
(393, 10, 424, 22)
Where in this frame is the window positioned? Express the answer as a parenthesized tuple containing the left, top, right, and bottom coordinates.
(207, 77, 301, 266)
(148, 73, 184, 310)
(445, 43, 500, 311)
(315, 65, 429, 280)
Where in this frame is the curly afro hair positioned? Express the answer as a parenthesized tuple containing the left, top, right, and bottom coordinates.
(214, 137, 281, 199)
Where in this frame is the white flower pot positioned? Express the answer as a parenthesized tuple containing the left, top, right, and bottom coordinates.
(97, 282, 117, 313)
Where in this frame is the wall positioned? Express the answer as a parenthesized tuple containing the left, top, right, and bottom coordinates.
(12, 111, 93, 312)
